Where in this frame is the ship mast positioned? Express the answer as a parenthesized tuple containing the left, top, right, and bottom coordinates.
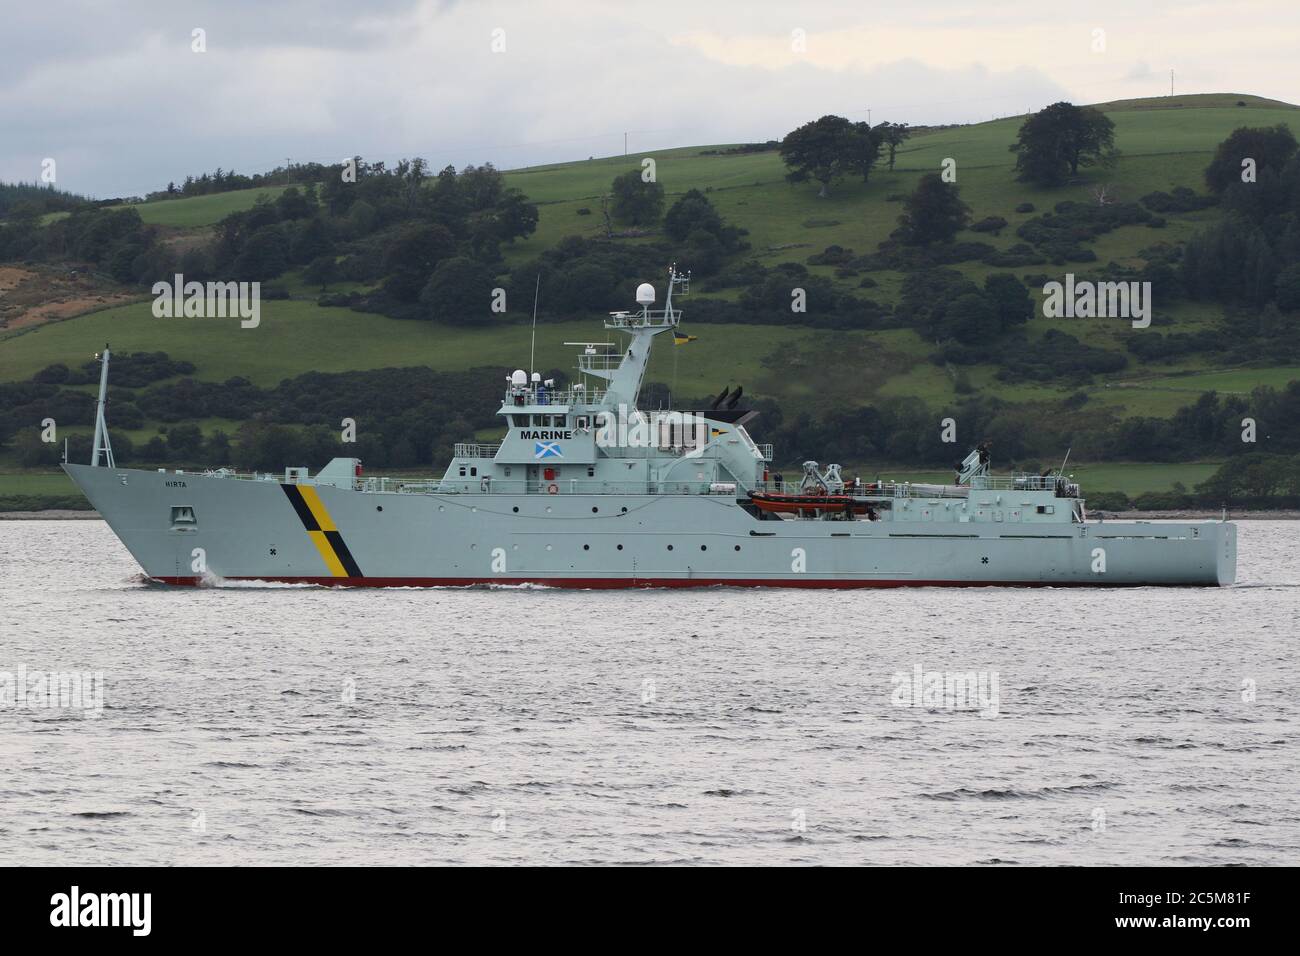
(90, 344, 116, 468)
(593, 264, 689, 408)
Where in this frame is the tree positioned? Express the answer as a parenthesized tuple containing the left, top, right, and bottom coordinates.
(939, 292, 1000, 344)
(418, 256, 497, 323)
(664, 189, 724, 241)
(1276, 261, 1300, 310)
(1205, 124, 1298, 193)
(609, 169, 665, 225)
(874, 122, 911, 171)
(470, 188, 538, 245)
(382, 223, 456, 303)
(779, 115, 859, 197)
(1010, 102, 1116, 186)
(303, 254, 338, 290)
(896, 173, 970, 246)
(233, 225, 289, 280)
(983, 273, 1033, 328)
(843, 121, 882, 183)
(274, 186, 315, 220)
(290, 216, 333, 265)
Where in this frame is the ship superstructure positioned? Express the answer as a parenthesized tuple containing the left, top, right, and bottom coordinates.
(64, 266, 1236, 587)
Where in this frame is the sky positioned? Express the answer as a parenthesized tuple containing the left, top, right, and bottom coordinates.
(4, 0, 1300, 198)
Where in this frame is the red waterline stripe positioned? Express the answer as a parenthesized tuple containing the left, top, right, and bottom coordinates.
(149, 575, 1197, 589)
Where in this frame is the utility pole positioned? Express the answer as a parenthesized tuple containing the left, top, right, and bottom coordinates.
(1170, 69, 1174, 96)
(286, 158, 292, 184)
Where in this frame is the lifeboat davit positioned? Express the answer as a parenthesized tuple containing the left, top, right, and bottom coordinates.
(749, 491, 876, 517)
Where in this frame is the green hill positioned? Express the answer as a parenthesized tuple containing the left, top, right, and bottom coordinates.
(4, 92, 1300, 503)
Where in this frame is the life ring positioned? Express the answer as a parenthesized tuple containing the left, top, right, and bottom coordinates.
(547, 483, 559, 495)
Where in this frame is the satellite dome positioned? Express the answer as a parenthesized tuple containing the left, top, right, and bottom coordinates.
(636, 282, 656, 305)
(511, 369, 527, 386)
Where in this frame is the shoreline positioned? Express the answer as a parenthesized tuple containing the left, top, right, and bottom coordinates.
(3, 509, 1297, 521)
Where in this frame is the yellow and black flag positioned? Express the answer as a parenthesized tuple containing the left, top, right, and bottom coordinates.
(673, 331, 697, 345)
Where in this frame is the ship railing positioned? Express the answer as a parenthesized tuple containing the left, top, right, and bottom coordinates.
(454, 442, 502, 459)
(576, 353, 623, 374)
(752, 479, 968, 500)
(970, 474, 1079, 495)
(604, 308, 680, 330)
(504, 385, 608, 406)
(426, 478, 730, 496)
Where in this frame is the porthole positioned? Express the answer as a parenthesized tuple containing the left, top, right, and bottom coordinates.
(546, 544, 553, 552)
(591, 506, 598, 513)
(621, 507, 628, 513)
(734, 545, 741, 551)
(617, 544, 624, 551)
(583, 544, 590, 550)
(700, 545, 707, 551)
(667, 545, 674, 551)
(512, 506, 519, 513)
(376, 506, 383, 512)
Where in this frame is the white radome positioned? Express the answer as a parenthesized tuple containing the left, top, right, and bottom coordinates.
(636, 282, 656, 304)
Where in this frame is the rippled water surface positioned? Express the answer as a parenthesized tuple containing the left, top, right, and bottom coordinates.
(2, 519, 1297, 865)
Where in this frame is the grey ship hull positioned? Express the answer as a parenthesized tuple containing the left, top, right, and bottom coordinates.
(66, 464, 1237, 587)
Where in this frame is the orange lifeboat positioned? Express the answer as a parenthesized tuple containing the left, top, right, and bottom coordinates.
(749, 491, 876, 518)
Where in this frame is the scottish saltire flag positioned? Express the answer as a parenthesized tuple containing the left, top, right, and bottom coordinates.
(534, 440, 563, 460)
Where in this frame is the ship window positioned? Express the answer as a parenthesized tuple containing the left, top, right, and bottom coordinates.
(470, 467, 477, 477)
(576, 416, 589, 429)
(458, 466, 466, 477)
(532, 415, 543, 426)
(617, 544, 623, 550)
(1036, 505, 1055, 515)
(667, 545, 674, 551)
(700, 545, 707, 551)
(583, 544, 590, 550)
(504, 467, 511, 476)
(734, 545, 741, 551)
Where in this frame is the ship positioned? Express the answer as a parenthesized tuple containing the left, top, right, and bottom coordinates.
(64, 266, 1236, 588)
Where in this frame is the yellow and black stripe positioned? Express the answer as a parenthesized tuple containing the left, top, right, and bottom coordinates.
(281, 484, 363, 578)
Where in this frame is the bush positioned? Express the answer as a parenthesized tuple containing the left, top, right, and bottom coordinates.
(1086, 491, 1130, 511)
(1140, 187, 1217, 213)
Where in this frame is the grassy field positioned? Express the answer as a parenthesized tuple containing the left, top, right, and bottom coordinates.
(0, 297, 802, 397)
(0, 472, 78, 495)
(122, 185, 295, 228)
